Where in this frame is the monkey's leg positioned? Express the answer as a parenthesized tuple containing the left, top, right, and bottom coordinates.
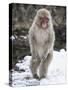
(30, 58, 41, 79)
(39, 52, 53, 79)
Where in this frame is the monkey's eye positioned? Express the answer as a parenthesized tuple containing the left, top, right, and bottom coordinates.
(39, 16, 49, 21)
(39, 17, 42, 20)
(45, 17, 49, 20)
(41, 17, 49, 23)
(45, 17, 49, 23)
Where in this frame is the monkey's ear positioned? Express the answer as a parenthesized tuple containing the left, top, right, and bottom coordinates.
(35, 21, 40, 27)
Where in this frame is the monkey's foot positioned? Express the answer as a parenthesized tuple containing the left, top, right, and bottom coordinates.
(39, 76, 46, 80)
(33, 74, 40, 80)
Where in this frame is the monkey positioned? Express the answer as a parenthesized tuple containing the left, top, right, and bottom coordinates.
(28, 9, 55, 80)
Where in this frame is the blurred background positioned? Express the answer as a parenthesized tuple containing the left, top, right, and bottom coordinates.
(11, 3, 66, 68)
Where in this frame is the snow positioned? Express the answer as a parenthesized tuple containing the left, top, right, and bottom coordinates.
(10, 36, 15, 40)
(20, 36, 27, 39)
(11, 49, 66, 87)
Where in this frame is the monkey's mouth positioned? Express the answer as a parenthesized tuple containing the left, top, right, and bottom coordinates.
(42, 22, 47, 28)
(41, 17, 49, 29)
(41, 21, 48, 29)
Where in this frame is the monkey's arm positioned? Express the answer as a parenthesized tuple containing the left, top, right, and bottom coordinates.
(29, 30, 38, 59)
(42, 32, 55, 60)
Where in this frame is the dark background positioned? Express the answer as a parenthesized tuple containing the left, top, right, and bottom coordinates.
(10, 3, 66, 68)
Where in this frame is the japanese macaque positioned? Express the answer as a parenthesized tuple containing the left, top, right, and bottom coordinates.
(29, 9, 55, 80)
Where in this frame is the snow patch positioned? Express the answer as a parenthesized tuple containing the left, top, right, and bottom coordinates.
(11, 49, 66, 87)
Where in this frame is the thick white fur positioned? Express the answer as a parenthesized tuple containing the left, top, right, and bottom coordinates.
(29, 9, 55, 79)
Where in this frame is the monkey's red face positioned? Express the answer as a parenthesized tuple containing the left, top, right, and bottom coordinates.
(40, 16, 49, 29)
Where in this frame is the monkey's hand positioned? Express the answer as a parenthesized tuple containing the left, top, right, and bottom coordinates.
(41, 50, 49, 61)
(41, 35, 54, 61)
